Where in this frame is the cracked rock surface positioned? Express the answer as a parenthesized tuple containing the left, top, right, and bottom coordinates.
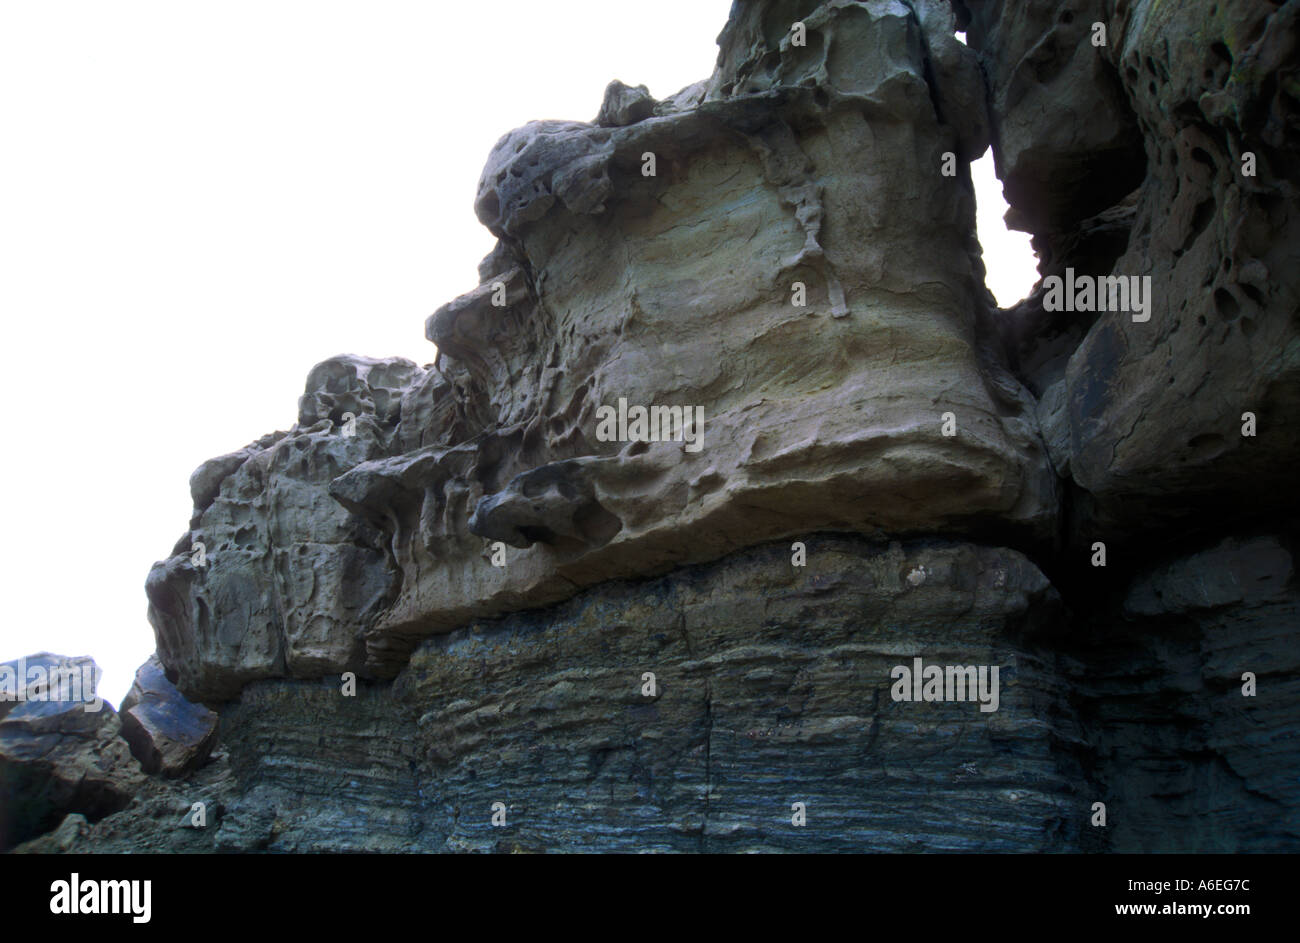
(148, 0, 1056, 698)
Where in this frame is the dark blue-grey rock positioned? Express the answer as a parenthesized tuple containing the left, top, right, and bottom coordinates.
(0, 653, 143, 850)
(964, 0, 1300, 536)
(1065, 534, 1300, 851)
(120, 655, 219, 778)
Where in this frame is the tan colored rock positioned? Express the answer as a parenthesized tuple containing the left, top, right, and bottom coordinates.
(147, 355, 423, 700)
(47, 0, 1300, 854)
(146, 0, 1056, 699)
(1060, 0, 1300, 532)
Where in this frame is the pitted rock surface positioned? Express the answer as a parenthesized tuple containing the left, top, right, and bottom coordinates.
(9, 0, 1297, 853)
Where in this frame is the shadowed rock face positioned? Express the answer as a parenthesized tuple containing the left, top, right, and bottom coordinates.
(0, 655, 142, 850)
(962, 0, 1300, 538)
(1067, 534, 1300, 852)
(14, 0, 1294, 853)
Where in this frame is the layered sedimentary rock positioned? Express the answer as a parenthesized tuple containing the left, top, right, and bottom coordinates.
(1066, 534, 1300, 851)
(39, 538, 1088, 853)
(8, 0, 1298, 853)
(147, 0, 1056, 702)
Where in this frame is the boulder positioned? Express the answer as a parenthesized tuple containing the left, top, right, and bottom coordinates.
(120, 655, 219, 777)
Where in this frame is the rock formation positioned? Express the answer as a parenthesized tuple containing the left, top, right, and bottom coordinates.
(5, 0, 1297, 853)
(119, 656, 218, 778)
(0, 654, 142, 849)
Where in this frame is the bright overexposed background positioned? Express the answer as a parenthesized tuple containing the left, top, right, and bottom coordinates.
(0, 2, 1036, 708)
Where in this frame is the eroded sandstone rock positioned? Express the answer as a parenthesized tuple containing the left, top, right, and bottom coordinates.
(962, 0, 1300, 538)
(78, 0, 1296, 854)
(143, 0, 1059, 700)
(147, 355, 423, 700)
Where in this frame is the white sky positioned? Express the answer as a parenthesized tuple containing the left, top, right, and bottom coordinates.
(0, 1, 1037, 708)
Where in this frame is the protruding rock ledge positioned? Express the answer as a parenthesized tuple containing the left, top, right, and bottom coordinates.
(145, 0, 1057, 700)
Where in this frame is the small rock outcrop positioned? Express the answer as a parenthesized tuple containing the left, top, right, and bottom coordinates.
(0, 655, 142, 849)
(148, 0, 1056, 702)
